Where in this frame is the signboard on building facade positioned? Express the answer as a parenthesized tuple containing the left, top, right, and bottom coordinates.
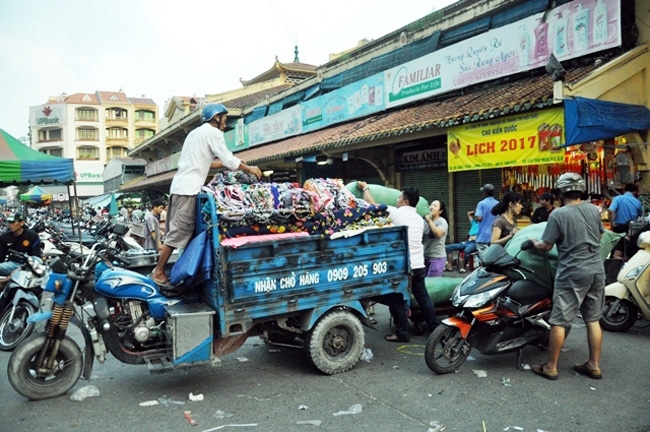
(248, 105, 302, 147)
(397, 147, 448, 171)
(301, 73, 385, 133)
(447, 108, 565, 172)
(29, 104, 67, 127)
(384, 0, 621, 109)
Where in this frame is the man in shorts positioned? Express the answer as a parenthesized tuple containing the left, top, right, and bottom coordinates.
(529, 173, 605, 380)
(151, 103, 262, 287)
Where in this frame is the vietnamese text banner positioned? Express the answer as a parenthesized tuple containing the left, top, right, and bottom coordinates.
(447, 108, 565, 172)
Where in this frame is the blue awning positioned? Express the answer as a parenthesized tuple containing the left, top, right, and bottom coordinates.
(564, 97, 650, 145)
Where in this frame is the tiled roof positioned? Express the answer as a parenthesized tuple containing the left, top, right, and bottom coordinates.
(235, 63, 600, 164)
(128, 97, 156, 105)
(222, 84, 293, 110)
(97, 91, 129, 103)
(61, 93, 100, 104)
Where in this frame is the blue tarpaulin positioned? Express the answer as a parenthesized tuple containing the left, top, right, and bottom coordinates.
(564, 97, 650, 146)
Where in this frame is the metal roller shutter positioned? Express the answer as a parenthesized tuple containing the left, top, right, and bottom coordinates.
(402, 167, 449, 210)
(451, 169, 502, 242)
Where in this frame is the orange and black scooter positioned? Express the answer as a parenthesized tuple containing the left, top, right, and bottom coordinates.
(424, 240, 553, 374)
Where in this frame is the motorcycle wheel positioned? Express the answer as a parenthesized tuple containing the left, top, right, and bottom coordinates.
(424, 324, 472, 374)
(600, 297, 638, 332)
(306, 310, 364, 375)
(0, 301, 37, 351)
(8, 333, 83, 400)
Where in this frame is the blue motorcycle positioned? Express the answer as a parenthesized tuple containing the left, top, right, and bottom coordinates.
(7, 243, 196, 400)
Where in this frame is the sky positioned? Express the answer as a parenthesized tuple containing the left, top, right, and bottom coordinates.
(0, 0, 457, 141)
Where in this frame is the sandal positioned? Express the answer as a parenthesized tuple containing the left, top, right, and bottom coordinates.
(573, 362, 602, 380)
(384, 334, 411, 343)
(532, 363, 558, 380)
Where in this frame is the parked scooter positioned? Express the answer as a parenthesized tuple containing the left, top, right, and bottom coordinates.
(424, 240, 553, 374)
(0, 251, 46, 351)
(601, 231, 650, 332)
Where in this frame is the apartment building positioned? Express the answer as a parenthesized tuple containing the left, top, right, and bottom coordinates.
(29, 90, 157, 197)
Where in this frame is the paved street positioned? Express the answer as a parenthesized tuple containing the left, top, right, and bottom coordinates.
(1, 300, 649, 432)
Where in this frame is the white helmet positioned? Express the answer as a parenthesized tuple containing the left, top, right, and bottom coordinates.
(556, 173, 586, 193)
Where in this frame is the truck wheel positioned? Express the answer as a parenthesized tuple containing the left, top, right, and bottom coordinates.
(307, 310, 364, 375)
(0, 301, 36, 351)
(600, 297, 638, 332)
(424, 324, 471, 374)
(8, 333, 83, 400)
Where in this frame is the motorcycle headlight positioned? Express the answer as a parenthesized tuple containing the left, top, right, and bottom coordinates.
(624, 265, 645, 281)
(462, 286, 504, 308)
(27, 256, 47, 276)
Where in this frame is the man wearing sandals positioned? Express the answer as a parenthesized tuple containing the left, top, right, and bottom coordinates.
(356, 181, 438, 342)
(529, 173, 605, 380)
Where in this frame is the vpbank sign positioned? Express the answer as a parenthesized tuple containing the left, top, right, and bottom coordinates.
(387, 64, 442, 104)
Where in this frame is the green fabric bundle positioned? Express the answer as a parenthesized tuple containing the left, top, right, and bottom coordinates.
(346, 182, 430, 217)
(505, 222, 623, 288)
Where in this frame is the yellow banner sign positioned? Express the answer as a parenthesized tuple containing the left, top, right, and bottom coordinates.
(447, 108, 565, 172)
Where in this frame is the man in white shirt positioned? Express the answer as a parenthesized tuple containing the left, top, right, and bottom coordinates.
(151, 103, 261, 287)
(357, 181, 438, 342)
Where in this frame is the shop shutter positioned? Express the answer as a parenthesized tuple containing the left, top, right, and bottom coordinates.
(451, 169, 502, 242)
(402, 167, 449, 209)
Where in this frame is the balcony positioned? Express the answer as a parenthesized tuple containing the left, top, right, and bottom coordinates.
(105, 117, 128, 126)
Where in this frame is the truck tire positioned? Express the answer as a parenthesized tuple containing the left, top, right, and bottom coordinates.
(8, 333, 83, 400)
(600, 297, 638, 332)
(307, 310, 364, 375)
(0, 301, 37, 351)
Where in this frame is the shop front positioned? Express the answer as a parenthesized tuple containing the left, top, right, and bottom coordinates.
(446, 97, 650, 235)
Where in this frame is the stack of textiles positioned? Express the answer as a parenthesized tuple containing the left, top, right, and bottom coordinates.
(203, 172, 391, 240)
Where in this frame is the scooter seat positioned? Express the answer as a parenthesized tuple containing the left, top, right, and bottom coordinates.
(508, 279, 551, 304)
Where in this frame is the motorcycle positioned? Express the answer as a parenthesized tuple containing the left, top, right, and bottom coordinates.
(0, 251, 46, 351)
(7, 243, 194, 400)
(424, 240, 554, 374)
(601, 231, 650, 332)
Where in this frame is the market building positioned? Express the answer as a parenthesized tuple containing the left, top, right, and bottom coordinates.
(127, 0, 650, 242)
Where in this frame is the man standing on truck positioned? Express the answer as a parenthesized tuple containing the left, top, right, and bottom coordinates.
(356, 181, 438, 342)
(151, 103, 262, 287)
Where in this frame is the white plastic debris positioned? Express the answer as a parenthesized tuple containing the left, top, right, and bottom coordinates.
(70, 385, 100, 401)
(297, 420, 322, 426)
(501, 378, 511, 387)
(157, 396, 185, 406)
(359, 348, 374, 362)
(236, 357, 249, 362)
(298, 404, 309, 410)
(189, 392, 204, 401)
(139, 400, 160, 407)
(504, 427, 524, 431)
(201, 423, 258, 432)
(428, 421, 446, 432)
(472, 369, 487, 378)
(333, 403, 362, 416)
(213, 410, 234, 419)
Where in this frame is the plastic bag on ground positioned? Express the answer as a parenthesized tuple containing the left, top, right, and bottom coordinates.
(70, 385, 100, 401)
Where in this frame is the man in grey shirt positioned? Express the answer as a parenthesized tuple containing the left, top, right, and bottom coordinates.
(530, 173, 605, 381)
(143, 199, 165, 251)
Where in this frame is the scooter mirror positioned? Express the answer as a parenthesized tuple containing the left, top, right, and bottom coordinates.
(520, 239, 534, 251)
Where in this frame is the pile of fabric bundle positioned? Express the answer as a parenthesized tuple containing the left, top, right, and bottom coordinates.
(203, 171, 391, 240)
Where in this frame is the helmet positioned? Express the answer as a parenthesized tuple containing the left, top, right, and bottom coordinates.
(200, 103, 228, 123)
(556, 172, 586, 193)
